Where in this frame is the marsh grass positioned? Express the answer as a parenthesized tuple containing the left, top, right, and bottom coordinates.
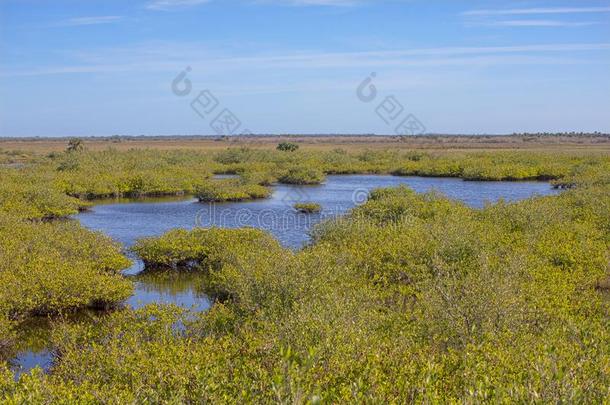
(195, 179, 271, 202)
(0, 214, 133, 363)
(2, 145, 610, 401)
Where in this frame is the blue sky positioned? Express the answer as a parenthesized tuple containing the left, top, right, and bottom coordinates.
(0, 0, 609, 136)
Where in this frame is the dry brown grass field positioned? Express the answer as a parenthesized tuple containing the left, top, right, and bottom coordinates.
(2, 134, 610, 157)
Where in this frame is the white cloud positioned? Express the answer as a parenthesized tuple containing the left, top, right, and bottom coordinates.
(58, 16, 123, 26)
(147, 0, 363, 9)
(482, 20, 600, 28)
(463, 7, 610, 17)
(254, 0, 362, 5)
(146, 0, 212, 11)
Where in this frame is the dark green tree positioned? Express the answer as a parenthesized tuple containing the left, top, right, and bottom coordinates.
(277, 142, 299, 152)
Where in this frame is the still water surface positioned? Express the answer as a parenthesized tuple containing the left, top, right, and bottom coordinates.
(12, 175, 558, 375)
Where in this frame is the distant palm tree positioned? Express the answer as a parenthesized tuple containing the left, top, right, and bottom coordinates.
(67, 138, 84, 153)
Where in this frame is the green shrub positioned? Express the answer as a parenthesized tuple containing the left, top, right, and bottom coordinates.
(277, 142, 299, 152)
(0, 214, 133, 318)
(0, 168, 89, 220)
(52, 149, 214, 198)
(294, 202, 322, 213)
(195, 180, 271, 202)
(278, 166, 325, 185)
(133, 228, 292, 313)
(239, 170, 277, 186)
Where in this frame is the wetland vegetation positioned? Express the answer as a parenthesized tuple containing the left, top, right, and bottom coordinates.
(1, 140, 609, 402)
(293, 203, 322, 213)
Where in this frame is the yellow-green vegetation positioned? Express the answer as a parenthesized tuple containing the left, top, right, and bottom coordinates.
(294, 202, 322, 213)
(134, 228, 289, 308)
(0, 168, 89, 220)
(2, 148, 609, 212)
(196, 179, 271, 202)
(2, 165, 609, 402)
(390, 151, 577, 180)
(1, 144, 610, 402)
(0, 213, 133, 362)
(0, 311, 14, 364)
(0, 215, 133, 316)
(51, 149, 216, 198)
(278, 166, 326, 185)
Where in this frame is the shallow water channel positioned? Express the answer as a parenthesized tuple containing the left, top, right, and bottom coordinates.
(11, 175, 559, 375)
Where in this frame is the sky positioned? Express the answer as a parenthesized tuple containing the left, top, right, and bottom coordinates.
(0, 0, 609, 137)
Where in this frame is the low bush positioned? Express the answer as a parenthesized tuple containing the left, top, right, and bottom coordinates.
(238, 170, 277, 186)
(277, 142, 299, 152)
(51, 149, 214, 198)
(278, 166, 325, 185)
(195, 179, 271, 202)
(294, 202, 322, 213)
(0, 214, 133, 319)
(133, 228, 292, 313)
(0, 168, 88, 220)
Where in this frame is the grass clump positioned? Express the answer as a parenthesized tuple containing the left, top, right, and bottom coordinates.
(133, 228, 291, 310)
(0, 168, 89, 220)
(195, 179, 271, 202)
(52, 149, 214, 198)
(0, 215, 133, 319)
(278, 166, 325, 185)
(293, 202, 322, 213)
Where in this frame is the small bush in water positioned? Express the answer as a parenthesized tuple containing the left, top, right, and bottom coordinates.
(294, 202, 322, 213)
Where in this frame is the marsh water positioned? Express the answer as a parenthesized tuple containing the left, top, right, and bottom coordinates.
(11, 175, 559, 375)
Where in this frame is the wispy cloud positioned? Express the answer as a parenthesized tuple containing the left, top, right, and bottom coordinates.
(146, 0, 211, 11)
(481, 20, 600, 28)
(147, 0, 363, 9)
(58, 16, 123, 26)
(254, 0, 362, 5)
(462, 7, 610, 17)
(3, 42, 609, 77)
(462, 6, 609, 29)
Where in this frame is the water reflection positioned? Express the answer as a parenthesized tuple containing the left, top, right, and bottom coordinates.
(128, 271, 211, 311)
